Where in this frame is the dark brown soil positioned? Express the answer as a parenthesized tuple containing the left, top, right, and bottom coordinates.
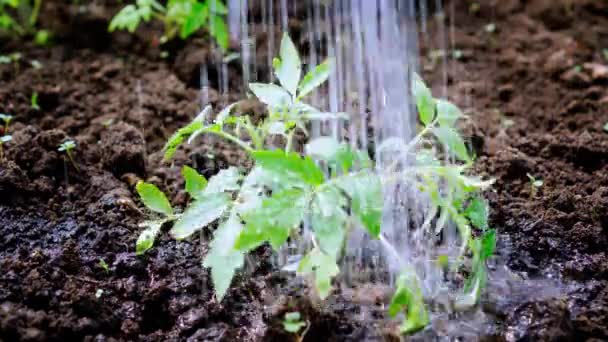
(1, 0, 607, 341)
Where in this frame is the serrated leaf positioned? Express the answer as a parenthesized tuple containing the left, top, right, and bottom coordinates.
(464, 197, 488, 230)
(236, 188, 308, 251)
(136, 219, 164, 255)
(203, 215, 245, 300)
(170, 193, 231, 240)
(311, 186, 347, 258)
(205, 167, 241, 194)
(436, 99, 462, 127)
(180, 2, 208, 39)
(182, 166, 208, 198)
(249, 83, 292, 108)
(163, 120, 204, 160)
(412, 73, 435, 126)
(335, 173, 383, 238)
(297, 248, 339, 299)
(136, 181, 173, 216)
(109, 5, 141, 32)
(432, 126, 470, 162)
(275, 33, 301, 95)
(298, 58, 334, 99)
(253, 150, 325, 186)
(388, 272, 429, 334)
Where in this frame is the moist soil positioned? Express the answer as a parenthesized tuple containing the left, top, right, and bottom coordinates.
(1, 0, 608, 341)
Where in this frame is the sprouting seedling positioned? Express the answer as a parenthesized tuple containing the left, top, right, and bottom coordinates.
(484, 23, 496, 33)
(283, 312, 309, 341)
(58, 140, 79, 171)
(31, 92, 40, 110)
(0, 114, 13, 133)
(526, 173, 543, 198)
(99, 259, 110, 273)
(0, 135, 12, 160)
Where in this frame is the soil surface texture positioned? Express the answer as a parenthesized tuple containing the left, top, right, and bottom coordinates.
(1, 0, 607, 341)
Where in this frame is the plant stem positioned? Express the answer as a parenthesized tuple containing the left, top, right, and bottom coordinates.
(29, 0, 42, 28)
(285, 130, 295, 153)
(67, 151, 80, 171)
(207, 130, 254, 154)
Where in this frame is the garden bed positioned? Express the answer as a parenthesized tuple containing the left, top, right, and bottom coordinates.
(1, 0, 607, 340)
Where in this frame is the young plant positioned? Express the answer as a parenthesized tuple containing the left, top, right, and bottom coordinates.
(526, 173, 543, 198)
(0, 0, 45, 39)
(0, 113, 13, 134)
(58, 140, 79, 171)
(109, 0, 229, 50)
(31, 91, 40, 110)
(137, 33, 494, 335)
(0, 134, 11, 160)
(283, 312, 309, 341)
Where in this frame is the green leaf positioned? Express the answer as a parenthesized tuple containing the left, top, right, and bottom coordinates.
(180, 2, 208, 39)
(249, 83, 292, 108)
(283, 312, 306, 333)
(412, 73, 435, 126)
(170, 193, 231, 240)
(275, 33, 302, 96)
(0, 135, 12, 143)
(204, 167, 241, 194)
(436, 99, 462, 127)
(432, 126, 470, 162)
(136, 219, 165, 255)
(253, 150, 325, 186)
(208, 0, 228, 14)
(209, 14, 229, 50)
(203, 215, 245, 300)
(480, 229, 496, 260)
(388, 272, 429, 335)
(311, 186, 347, 258)
(237, 188, 309, 251)
(182, 166, 208, 198)
(464, 197, 488, 230)
(335, 173, 383, 238)
(297, 248, 340, 299)
(298, 58, 334, 99)
(109, 5, 141, 32)
(136, 181, 173, 216)
(163, 121, 204, 160)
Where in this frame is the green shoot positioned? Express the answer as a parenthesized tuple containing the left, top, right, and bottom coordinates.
(0, 134, 12, 160)
(31, 91, 40, 110)
(135, 180, 174, 255)
(58, 140, 79, 171)
(526, 173, 543, 198)
(0, 0, 44, 39)
(34, 29, 50, 45)
(0, 113, 13, 133)
(283, 311, 309, 341)
(99, 259, 110, 273)
(109, 0, 229, 50)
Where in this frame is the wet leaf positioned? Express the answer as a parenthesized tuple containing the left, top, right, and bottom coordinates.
(253, 150, 325, 186)
(335, 173, 383, 238)
(436, 99, 462, 127)
(480, 229, 496, 260)
(203, 215, 245, 300)
(297, 248, 339, 299)
(182, 166, 208, 199)
(311, 186, 347, 258)
(136, 219, 165, 255)
(275, 33, 301, 95)
(249, 83, 292, 108)
(388, 272, 429, 334)
(464, 197, 488, 230)
(432, 126, 470, 162)
(236, 188, 309, 251)
(305, 137, 340, 161)
(412, 73, 435, 126)
(170, 193, 231, 240)
(298, 58, 334, 99)
(180, 2, 208, 39)
(136, 181, 173, 216)
(204, 167, 241, 194)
